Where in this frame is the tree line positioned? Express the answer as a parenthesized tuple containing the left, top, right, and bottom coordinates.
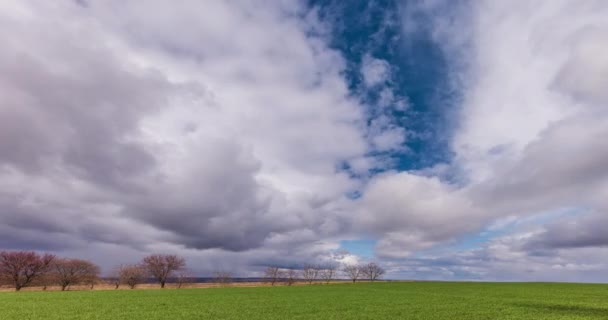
(1, 250, 386, 291)
(0, 251, 186, 291)
(263, 262, 385, 285)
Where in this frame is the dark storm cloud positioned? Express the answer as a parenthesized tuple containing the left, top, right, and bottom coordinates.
(0, 227, 76, 251)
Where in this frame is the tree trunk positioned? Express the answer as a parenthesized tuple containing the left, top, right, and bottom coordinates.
(160, 281, 166, 288)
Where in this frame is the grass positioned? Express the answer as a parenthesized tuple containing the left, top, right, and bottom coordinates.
(1, 282, 608, 319)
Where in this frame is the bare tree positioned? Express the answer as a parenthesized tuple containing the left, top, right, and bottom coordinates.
(284, 268, 297, 286)
(119, 264, 146, 289)
(213, 271, 233, 285)
(342, 264, 361, 283)
(320, 264, 337, 284)
(32, 272, 56, 291)
(52, 258, 100, 291)
(0, 272, 8, 287)
(301, 264, 319, 284)
(111, 277, 121, 289)
(176, 270, 195, 289)
(141, 254, 186, 288)
(0, 251, 55, 291)
(264, 266, 281, 286)
(85, 275, 99, 290)
(360, 262, 385, 282)
(109, 266, 123, 289)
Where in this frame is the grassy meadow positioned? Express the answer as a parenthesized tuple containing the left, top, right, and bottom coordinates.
(2, 282, 608, 319)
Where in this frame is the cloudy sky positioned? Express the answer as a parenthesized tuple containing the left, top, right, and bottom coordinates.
(1, 0, 607, 282)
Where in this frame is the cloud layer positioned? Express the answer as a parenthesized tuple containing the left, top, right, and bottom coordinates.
(1, 0, 607, 281)
(0, 0, 369, 271)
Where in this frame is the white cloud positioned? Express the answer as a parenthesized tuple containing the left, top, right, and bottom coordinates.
(360, 54, 391, 87)
(355, 172, 482, 258)
(372, 0, 608, 278)
(0, 0, 370, 270)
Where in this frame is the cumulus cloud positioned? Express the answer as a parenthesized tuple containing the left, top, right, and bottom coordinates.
(372, 0, 608, 279)
(356, 172, 481, 258)
(0, 0, 371, 272)
(450, 0, 608, 220)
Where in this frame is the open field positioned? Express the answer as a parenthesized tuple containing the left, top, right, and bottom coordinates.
(2, 282, 608, 319)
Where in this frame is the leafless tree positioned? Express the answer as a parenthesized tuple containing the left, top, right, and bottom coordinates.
(176, 270, 195, 289)
(213, 271, 233, 285)
(32, 272, 56, 291)
(342, 264, 361, 283)
(284, 268, 297, 286)
(0, 251, 55, 291)
(111, 277, 121, 289)
(52, 258, 100, 291)
(360, 262, 385, 282)
(119, 264, 146, 289)
(264, 266, 281, 286)
(320, 264, 337, 284)
(141, 254, 186, 288)
(85, 276, 99, 290)
(109, 266, 123, 289)
(301, 264, 320, 284)
(0, 273, 8, 287)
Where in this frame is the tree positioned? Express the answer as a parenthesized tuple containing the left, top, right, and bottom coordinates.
(175, 270, 195, 289)
(342, 264, 361, 283)
(52, 258, 100, 291)
(141, 254, 186, 288)
(33, 272, 56, 291)
(0, 251, 55, 291)
(284, 268, 297, 286)
(320, 264, 337, 284)
(213, 271, 233, 285)
(109, 265, 123, 289)
(301, 264, 319, 284)
(119, 264, 146, 289)
(360, 262, 385, 282)
(84, 271, 99, 290)
(264, 266, 281, 286)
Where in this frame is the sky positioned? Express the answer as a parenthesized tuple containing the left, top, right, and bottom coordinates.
(1, 0, 607, 282)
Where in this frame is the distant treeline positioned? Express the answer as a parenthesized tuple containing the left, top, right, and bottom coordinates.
(0, 250, 385, 292)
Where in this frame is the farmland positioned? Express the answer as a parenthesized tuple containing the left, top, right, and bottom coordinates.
(1, 282, 607, 319)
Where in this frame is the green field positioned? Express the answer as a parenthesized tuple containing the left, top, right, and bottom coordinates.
(2, 282, 608, 319)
